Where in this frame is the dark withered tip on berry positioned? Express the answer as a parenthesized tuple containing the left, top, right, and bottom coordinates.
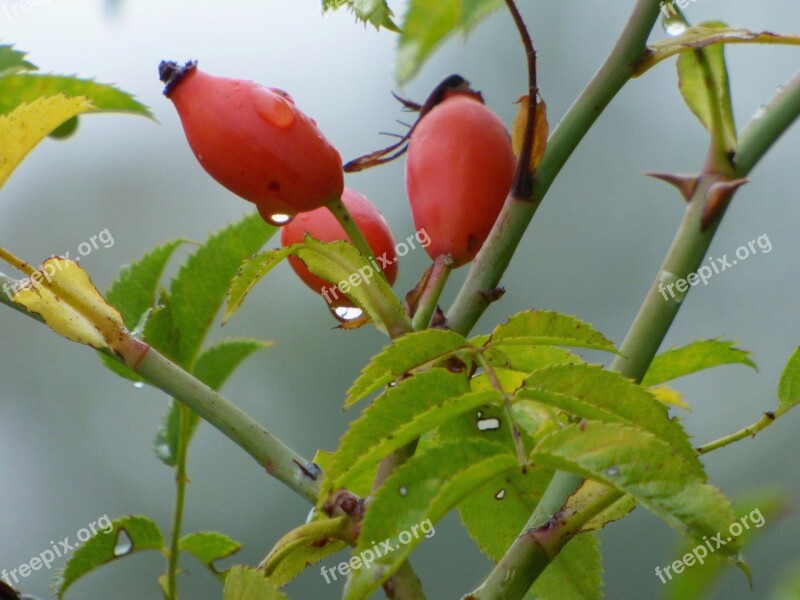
(158, 60, 198, 96)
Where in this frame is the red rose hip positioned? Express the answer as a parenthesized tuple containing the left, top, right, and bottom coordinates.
(280, 188, 398, 309)
(405, 89, 516, 267)
(159, 60, 344, 223)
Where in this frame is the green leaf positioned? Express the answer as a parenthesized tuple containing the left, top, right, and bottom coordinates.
(642, 339, 756, 386)
(55, 515, 164, 599)
(397, 0, 504, 83)
(676, 22, 737, 152)
(518, 365, 700, 469)
(483, 345, 583, 375)
(100, 239, 186, 381)
(0, 74, 152, 117)
(223, 566, 288, 600)
(778, 347, 800, 410)
(345, 329, 471, 407)
(261, 517, 349, 586)
(297, 236, 410, 337)
(528, 533, 603, 600)
(179, 532, 242, 581)
(488, 310, 618, 353)
(155, 338, 271, 466)
(324, 370, 485, 493)
(664, 491, 786, 600)
(166, 212, 276, 368)
(322, 0, 400, 31)
(771, 561, 800, 600)
(344, 440, 518, 599)
(48, 115, 79, 139)
(0, 44, 37, 77)
(566, 479, 637, 533)
(531, 423, 741, 559)
(224, 247, 295, 323)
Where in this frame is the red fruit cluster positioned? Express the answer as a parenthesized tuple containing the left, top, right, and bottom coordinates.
(159, 61, 344, 224)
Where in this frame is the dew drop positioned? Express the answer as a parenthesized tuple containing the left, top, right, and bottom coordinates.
(333, 306, 364, 321)
(662, 18, 687, 37)
(477, 417, 501, 431)
(399, 486, 408, 497)
(252, 87, 296, 128)
(495, 489, 506, 500)
(388, 381, 398, 388)
(752, 105, 768, 121)
(133, 382, 145, 390)
(658, 271, 685, 304)
(605, 467, 620, 477)
(264, 213, 293, 226)
(114, 529, 133, 557)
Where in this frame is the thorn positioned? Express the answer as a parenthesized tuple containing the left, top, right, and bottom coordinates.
(701, 178, 748, 231)
(645, 172, 701, 202)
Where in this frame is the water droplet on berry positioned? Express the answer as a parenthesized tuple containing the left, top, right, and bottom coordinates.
(264, 213, 293, 226)
(333, 306, 364, 321)
(252, 87, 296, 128)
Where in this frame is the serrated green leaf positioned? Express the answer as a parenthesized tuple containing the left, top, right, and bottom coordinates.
(518, 365, 700, 470)
(531, 423, 741, 559)
(664, 491, 787, 600)
(0, 95, 93, 190)
(483, 345, 583, 375)
(322, 0, 399, 31)
(325, 370, 486, 493)
(179, 532, 241, 581)
(345, 329, 470, 407)
(528, 533, 603, 600)
(488, 310, 617, 353)
(569, 480, 637, 533)
(344, 440, 517, 599)
(261, 517, 348, 586)
(155, 338, 271, 466)
(297, 236, 410, 337)
(48, 115, 79, 139)
(397, 0, 504, 83)
(314, 449, 376, 499)
(223, 566, 288, 600)
(0, 74, 151, 117)
(167, 212, 276, 368)
(642, 339, 756, 386)
(224, 247, 295, 323)
(0, 44, 37, 77)
(55, 515, 164, 599)
(778, 347, 800, 410)
(675, 23, 737, 152)
(100, 239, 186, 381)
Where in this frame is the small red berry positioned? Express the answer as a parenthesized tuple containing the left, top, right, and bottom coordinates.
(159, 60, 344, 223)
(280, 188, 398, 308)
(405, 89, 516, 267)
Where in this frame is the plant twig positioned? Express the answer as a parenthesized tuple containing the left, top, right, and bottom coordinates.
(166, 404, 191, 600)
(696, 409, 780, 455)
(411, 254, 453, 330)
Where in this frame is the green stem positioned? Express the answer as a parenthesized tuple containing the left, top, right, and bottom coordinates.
(325, 196, 381, 277)
(447, 0, 663, 336)
(166, 404, 191, 600)
(696, 408, 782, 455)
(411, 255, 453, 330)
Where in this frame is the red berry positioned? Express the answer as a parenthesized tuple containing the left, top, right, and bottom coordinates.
(159, 61, 344, 223)
(405, 90, 516, 267)
(280, 188, 398, 308)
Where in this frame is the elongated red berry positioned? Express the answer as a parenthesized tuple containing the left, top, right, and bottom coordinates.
(159, 60, 344, 224)
(280, 188, 398, 308)
(405, 89, 516, 267)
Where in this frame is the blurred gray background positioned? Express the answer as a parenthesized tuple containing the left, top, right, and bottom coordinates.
(1, 1, 799, 598)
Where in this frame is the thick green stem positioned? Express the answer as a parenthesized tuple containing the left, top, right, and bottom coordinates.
(166, 404, 191, 600)
(411, 255, 453, 330)
(447, 0, 663, 336)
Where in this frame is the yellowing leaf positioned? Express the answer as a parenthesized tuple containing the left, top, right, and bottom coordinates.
(512, 95, 548, 171)
(649, 385, 691, 410)
(11, 257, 124, 350)
(0, 94, 93, 190)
